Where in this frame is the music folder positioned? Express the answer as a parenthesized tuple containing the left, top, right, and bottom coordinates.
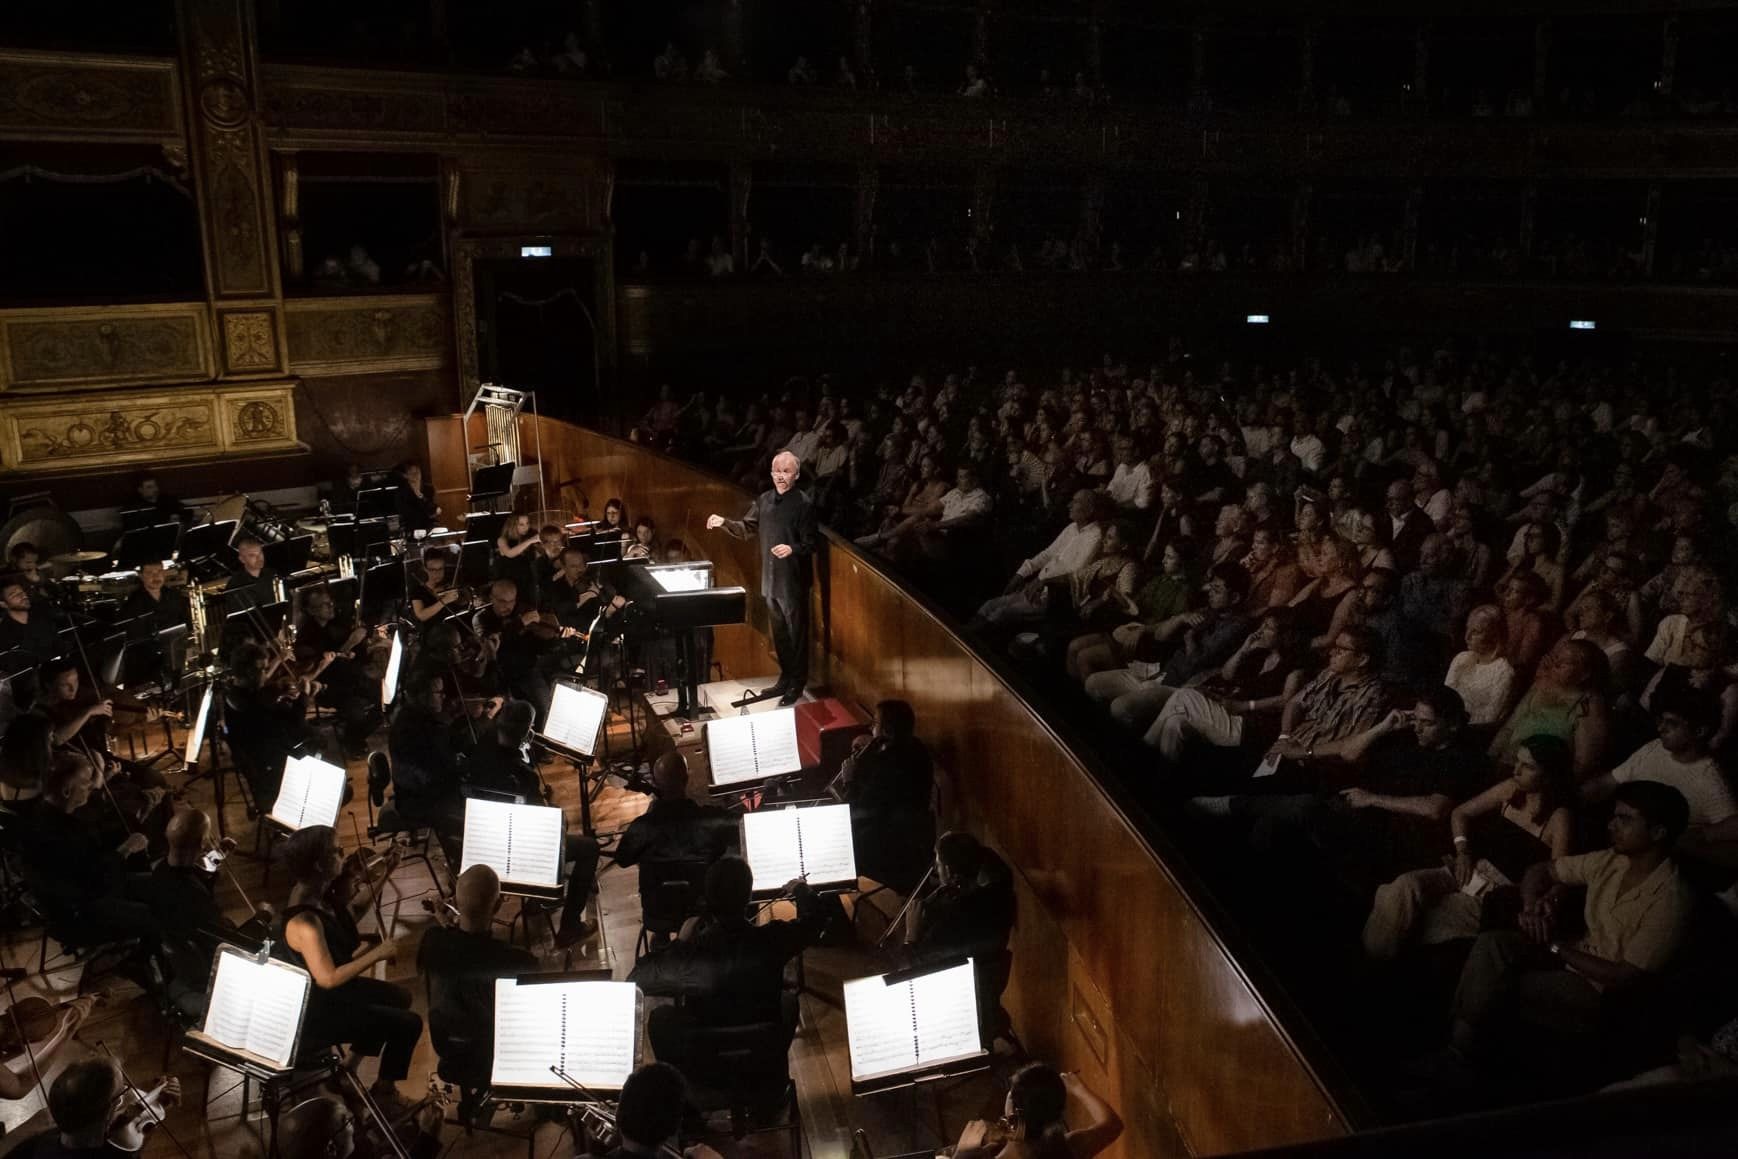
(461, 797, 566, 898)
(843, 958, 988, 1094)
(705, 707, 804, 789)
(184, 682, 215, 769)
(489, 975, 640, 1101)
(537, 681, 610, 759)
(267, 755, 347, 832)
(381, 627, 404, 707)
(740, 802, 858, 895)
(186, 943, 311, 1073)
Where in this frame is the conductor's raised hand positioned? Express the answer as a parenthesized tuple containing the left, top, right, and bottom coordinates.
(771, 543, 793, 559)
(706, 513, 725, 530)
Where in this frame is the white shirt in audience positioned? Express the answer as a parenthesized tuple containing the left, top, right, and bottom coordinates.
(1611, 739, 1736, 826)
(939, 486, 992, 524)
(1290, 433, 1326, 474)
(1017, 521, 1103, 582)
(1106, 462, 1155, 510)
(1445, 650, 1517, 726)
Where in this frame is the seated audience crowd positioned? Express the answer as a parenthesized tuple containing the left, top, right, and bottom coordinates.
(641, 339, 1738, 1109)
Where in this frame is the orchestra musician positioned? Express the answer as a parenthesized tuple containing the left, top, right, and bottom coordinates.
(603, 1063, 724, 1159)
(953, 1064, 1124, 1159)
(222, 640, 320, 804)
(131, 472, 189, 524)
(138, 807, 270, 941)
(492, 513, 542, 607)
(7, 544, 58, 616)
(705, 450, 818, 706)
(275, 825, 422, 1118)
(0, 713, 54, 803)
(30, 658, 171, 842)
(530, 523, 566, 596)
(394, 461, 440, 535)
(0, 994, 95, 1103)
(628, 856, 827, 1068)
(117, 560, 189, 636)
(905, 832, 1017, 1038)
(414, 864, 536, 1101)
(0, 572, 63, 664)
(294, 586, 380, 757)
(461, 699, 545, 802)
(407, 547, 465, 632)
(833, 699, 936, 894)
(472, 579, 555, 722)
(332, 462, 368, 515)
(223, 537, 278, 613)
(9, 1058, 181, 1159)
(598, 498, 632, 550)
(613, 752, 733, 869)
(386, 673, 471, 843)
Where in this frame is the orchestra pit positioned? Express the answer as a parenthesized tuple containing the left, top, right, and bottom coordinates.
(7, 2, 1738, 1156)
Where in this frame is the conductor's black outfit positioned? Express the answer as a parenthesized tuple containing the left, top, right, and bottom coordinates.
(718, 485, 818, 694)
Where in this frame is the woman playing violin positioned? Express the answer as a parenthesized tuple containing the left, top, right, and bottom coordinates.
(275, 826, 422, 1118)
(30, 659, 170, 841)
(408, 548, 465, 632)
(0, 994, 95, 1102)
(953, 1064, 1122, 1159)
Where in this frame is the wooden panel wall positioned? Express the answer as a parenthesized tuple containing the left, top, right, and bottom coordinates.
(430, 418, 1353, 1155)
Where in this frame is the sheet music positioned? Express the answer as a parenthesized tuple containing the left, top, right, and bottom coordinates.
(793, 802, 857, 888)
(268, 756, 345, 831)
(382, 630, 404, 706)
(462, 798, 564, 888)
(741, 809, 803, 893)
(184, 684, 213, 767)
(706, 708, 803, 787)
(843, 960, 981, 1085)
(203, 951, 310, 1069)
(911, 960, 984, 1068)
(741, 804, 857, 892)
(541, 682, 609, 757)
(491, 979, 638, 1090)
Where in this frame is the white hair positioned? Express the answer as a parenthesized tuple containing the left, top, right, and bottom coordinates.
(772, 450, 801, 471)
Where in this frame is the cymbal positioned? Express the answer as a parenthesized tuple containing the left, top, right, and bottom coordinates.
(49, 550, 107, 565)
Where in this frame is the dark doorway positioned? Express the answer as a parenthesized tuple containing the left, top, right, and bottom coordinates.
(472, 256, 600, 422)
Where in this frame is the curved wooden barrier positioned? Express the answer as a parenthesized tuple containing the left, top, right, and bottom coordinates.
(426, 416, 1361, 1155)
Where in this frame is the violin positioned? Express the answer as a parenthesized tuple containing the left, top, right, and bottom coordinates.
(0, 993, 99, 1064)
(108, 1076, 179, 1152)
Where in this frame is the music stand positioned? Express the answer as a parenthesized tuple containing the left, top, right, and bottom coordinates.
(115, 521, 182, 570)
(459, 797, 567, 902)
(356, 486, 399, 520)
(120, 506, 159, 533)
(178, 520, 239, 564)
(225, 600, 287, 643)
(487, 973, 641, 1105)
(704, 707, 804, 797)
(458, 538, 492, 585)
(183, 942, 312, 1076)
(535, 680, 611, 836)
(464, 511, 508, 548)
(469, 462, 517, 507)
(359, 559, 403, 623)
(843, 958, 989, 1096)
(262, 535, 315, 575)
(266, 755, 347, 833)
(740, 802, 858, 897)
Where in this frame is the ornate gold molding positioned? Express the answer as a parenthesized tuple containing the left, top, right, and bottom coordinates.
(219, 308, 281, 374)
(0, 303, 214, 391)
(0, 380, 301, 473)
(0, 50, 183, 144)
(284, 293, 450, 377)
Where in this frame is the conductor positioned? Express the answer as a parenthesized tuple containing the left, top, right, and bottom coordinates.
(706, 450, 819, 706)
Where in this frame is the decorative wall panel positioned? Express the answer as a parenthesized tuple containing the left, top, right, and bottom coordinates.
(218, 307, 281, 373)
(0, 381, 299, 473)
(284, 294, 450, 377)
(0, 304, 214, 391)
(0, 51, 183, 143)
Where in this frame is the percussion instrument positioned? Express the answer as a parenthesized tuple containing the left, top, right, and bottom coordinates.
(295, 517, 332, 559)
(49, 550, 107, 567)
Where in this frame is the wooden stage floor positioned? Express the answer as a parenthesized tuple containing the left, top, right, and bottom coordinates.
(0, 694, 1008, 1158)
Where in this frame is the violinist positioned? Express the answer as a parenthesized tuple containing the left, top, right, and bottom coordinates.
(387, 674, 469, 840)
(623, 516, 658, 561)
(280, 1092, 445, 1159)
(461, 700, 544, 802)
(223, 537, 278, 613)
(294, 587, 380, 758)
(833, 699, 936, 894)
(492, 512, 542, 607)
(404, 623, 493, 725)
(12, 753, 160, 947)
(222, 640, 318, 804)
(407, 547, 464, 632)
(0, 574, 63, 665)
(546, 546, 609, 630)
(0, 994, 94, 1103)
(30, 659, 170, 838)
(117, 561, 189, 637)
(138, 807, 270, 942)
(473, 580, 553, 722)
(11, 1058, 181, 1159)
(530, 523, 566, 595)
(607, 1063, 725, 1159)
(414, 865, 535, 1098)
(952, 1063, 1123, 1159)
(614, 752, 733, 870)
(905, 832, 1017, 1035)
(598, 497, 632, 551)
(275, 826, 422, 1118)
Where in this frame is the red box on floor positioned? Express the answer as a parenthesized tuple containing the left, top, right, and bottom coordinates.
(795, 697, 871, 779)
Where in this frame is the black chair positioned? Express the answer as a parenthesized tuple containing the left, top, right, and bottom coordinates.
(366, 749, 448, 898)
(671, 1018, 802, 1151)
(634, 858, 712, 958)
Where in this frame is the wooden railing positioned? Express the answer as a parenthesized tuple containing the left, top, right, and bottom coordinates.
(427, 415, 1360, 1155)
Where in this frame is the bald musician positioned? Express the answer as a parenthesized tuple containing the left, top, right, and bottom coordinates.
(705, 449, 818, 706)
(11, 1058, 180, 1159)
(416, 865, 536, 1102)
(614, 752, 733, 869)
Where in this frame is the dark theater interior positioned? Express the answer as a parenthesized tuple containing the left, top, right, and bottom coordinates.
(3, 1, 1738, 1155)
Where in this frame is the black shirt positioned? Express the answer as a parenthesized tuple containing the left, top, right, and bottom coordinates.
(396, 484, 437, 534)
(473, 605, 544, 683)
(15, 805, 128, 908)
(629, 890, 827, 1025)
(0, 611, 62, 664)
(546, 573, 605, 630)
(721, 487, 819, 603)
(614, 798, 734, 867)
(118, 587, 189, 636)
(462, 738, 540, 801)
(416, 926, 536, 1068)
(1325, 737, 1492, 881)
(12, 1136, 132, 1159)
(389, 704, 464, 800)
(223, 568, 278, 612)
(841, 737, 934, 818)
(138, 861, 224, 934)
